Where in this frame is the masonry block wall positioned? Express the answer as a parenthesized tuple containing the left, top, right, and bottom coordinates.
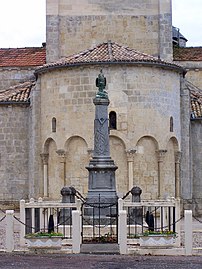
(0, 68, 35, 92)
(0, 105, 29, 203)
(191, 120, 202, 215)
(38, 64, 181, 199)
(46, 0, 172, 62)
(174, 61, 202, 89)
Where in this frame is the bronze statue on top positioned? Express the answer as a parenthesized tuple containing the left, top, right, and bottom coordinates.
(96, 70, 108, 99)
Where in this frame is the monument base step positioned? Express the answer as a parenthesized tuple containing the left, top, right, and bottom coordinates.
(80, 243, 120, 254)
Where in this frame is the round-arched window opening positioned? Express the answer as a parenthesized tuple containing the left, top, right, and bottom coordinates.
(52, 117, 56, 132)
(170, 117, 173, 132)
(109, 111, 117, 130)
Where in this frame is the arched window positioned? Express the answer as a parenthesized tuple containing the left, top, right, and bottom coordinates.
(52, 117, 56, 132)
(170, 117, 173, 132)
(109, 111, 117, 130)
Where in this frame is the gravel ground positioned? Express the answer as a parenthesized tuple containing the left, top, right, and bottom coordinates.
(0, 254, 202, 269)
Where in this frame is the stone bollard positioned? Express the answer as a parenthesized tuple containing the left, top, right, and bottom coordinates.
(184, 210, 193, 255)
(129, 186, 143, 226)
(59, 186, 76, 225)
(6, 210, 14, 252)
(131, 186, 142, 202)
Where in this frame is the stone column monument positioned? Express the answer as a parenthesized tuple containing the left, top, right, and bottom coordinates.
(85, 70, 118, 208)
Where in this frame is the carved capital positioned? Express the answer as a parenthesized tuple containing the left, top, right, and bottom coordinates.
(87, 148, 94, 159)
(175, 151, 181, 163)
(126, 149, 136, 161)
(40, 153, 49, 165)
(56, 149, 66, 163)
(156, 149, 167, 162)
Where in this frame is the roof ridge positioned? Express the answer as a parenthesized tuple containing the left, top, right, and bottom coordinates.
(107, 40, 114, 61)
(36, 41, 183, 73)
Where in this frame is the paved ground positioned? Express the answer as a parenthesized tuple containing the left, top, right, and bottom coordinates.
(0, 254, 202, 269)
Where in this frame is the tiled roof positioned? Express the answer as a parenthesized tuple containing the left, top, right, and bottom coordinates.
(0, 80, 35, 103)
(0, 47, 46, 67)
(36, 41, 183, 73)
(173, 47, 202, 61)
(186, 81, 202, 119)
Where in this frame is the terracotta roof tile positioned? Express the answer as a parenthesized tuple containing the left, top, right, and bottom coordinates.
(0, 80, 35, 103)
(36, 41, 182, 73)
(0, 47, 46, 67)
(186, 81, 202, 119)
(173, 47, 202, 61)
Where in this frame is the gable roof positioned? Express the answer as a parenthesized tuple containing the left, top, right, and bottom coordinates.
(173, 47, 202, 61)
(0, 47, 46, 67)
(0, 80, 35, 104)
(36, 41, 183, 74)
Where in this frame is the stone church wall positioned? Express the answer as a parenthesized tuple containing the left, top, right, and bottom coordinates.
(174, 61, 202, 89)
(191, 120, 202, 215)
(0, 67, 35, 92)
(46, 0, 172, 62)
(0, 105, 29, 204)
(38, 64, 181, 199)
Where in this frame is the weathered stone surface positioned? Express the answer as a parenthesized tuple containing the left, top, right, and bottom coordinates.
(0, 105, 29, 202)
(0, 67, 35, 92)
(46, 0, 172, 62)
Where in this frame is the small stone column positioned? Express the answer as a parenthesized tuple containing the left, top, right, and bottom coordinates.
(126, 149, 136, 191)
(56, 149, 66, 186)
(175, 151, 181, 198)
(40, 153, 49, 197)
(60, 186, 76, 225)
(157, 150, 167, 198)
(130, 186, 143, 225)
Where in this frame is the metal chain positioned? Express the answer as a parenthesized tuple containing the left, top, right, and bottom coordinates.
(13, 215, 35, 230)
(14, 214, 72, 231)
(0, 215, 6, 222)
(193, 215, 202, 224)
(122, 190, 131, 200)
(128, 214, 184, 230)
(83, 202, 117, 209)
(75, 190, 86, 203)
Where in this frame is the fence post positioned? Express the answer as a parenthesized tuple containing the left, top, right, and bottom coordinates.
(118, 198, 123, 244)
(6, 210, 14, 252)
(119, 210, 127, 254)
(184, 210, 192, 255)
(175, 198, 181, 247)
(118, 198, 123, 211)
(72, 210, 81, 253)
(20, 199, 26, 246)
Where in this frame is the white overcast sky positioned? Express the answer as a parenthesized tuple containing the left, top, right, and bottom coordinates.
(0, 0, 201, 48)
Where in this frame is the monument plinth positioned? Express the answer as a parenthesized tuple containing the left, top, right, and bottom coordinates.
(86, 70, 118, 205)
